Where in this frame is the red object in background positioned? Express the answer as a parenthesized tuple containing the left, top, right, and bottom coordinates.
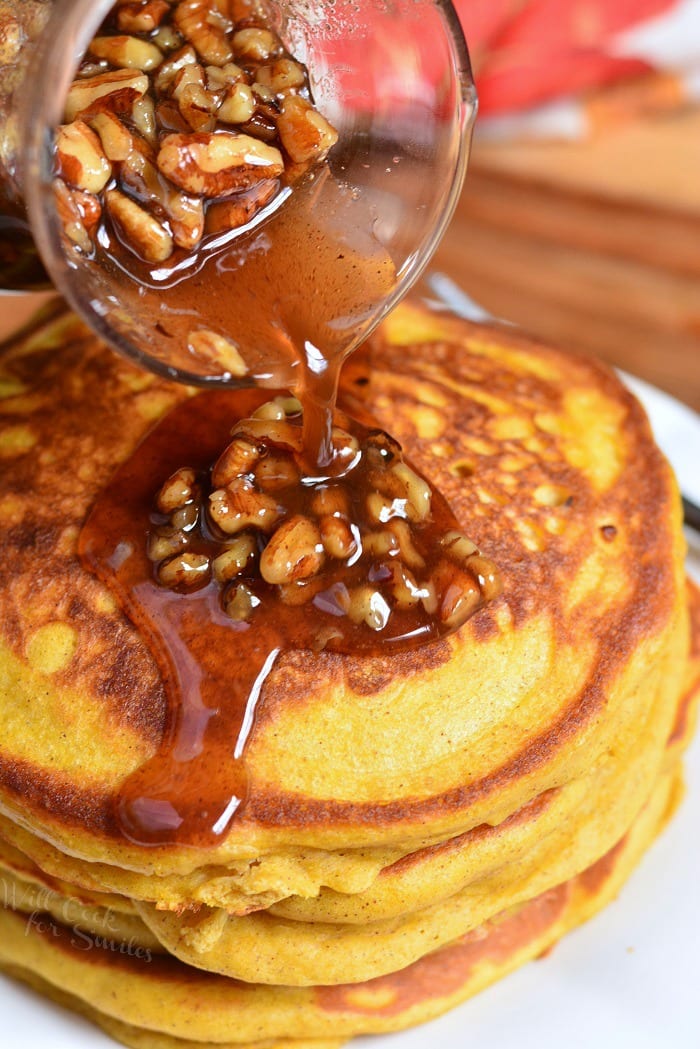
(456, 0, 528, 60)
(455, 0, 679, 114)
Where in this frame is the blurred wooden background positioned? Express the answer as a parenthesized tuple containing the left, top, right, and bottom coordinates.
(435, 109, 700, 411)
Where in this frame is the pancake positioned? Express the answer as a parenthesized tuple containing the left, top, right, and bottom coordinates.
(1, 663, 695, 992)
(128, 632, 692, 986)
(0, 762, 685, 1048)
(0, 299, 697, 1045)
(0, 303, 689, 886)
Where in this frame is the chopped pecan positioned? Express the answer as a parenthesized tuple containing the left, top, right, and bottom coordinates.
(131, 97, 159, 147)
(232, 27, 281, 62)
(204, 178, 278, 234)
(105, 189, 174, 263)
(55, 121, 112, 194)
(88, 34, 164, 72)
(154, 44, 199, 93)
(65, 69, 149, 122)
(188, 330, 248, 376)
(218, 82, 255, 124)
(53, 178, 94, 254)
(116, 1, 171, 34)
(156, 131, 284, 196)
(89, 110, 135, 162)
(174, 0, 234, 66)
(255, 58, 306, 94)
(260, 515, 325, 585)
(277, 95, 338, 164)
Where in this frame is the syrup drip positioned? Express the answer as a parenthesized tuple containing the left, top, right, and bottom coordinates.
(93, 164, 398, 470)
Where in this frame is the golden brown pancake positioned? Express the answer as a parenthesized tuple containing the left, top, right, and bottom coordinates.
(0, 761, 686, 1048)
(0, 303, 689, 883)
(0, 300, 696, 1046)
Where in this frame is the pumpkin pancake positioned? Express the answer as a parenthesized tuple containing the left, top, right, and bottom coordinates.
(2, 617, 697, 998)
(0, 303, 689, 896)
(0, 300, 697, 1046)
(0, 762, 685, 1048)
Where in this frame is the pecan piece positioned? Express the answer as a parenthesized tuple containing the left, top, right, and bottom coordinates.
(88, 35, 164, 72)
(116, 1, 171, 34)
(232, 27, 281, 61)
(176, 79, 219, 132)
(156, 467, 198, 513)
(168, 193, 205, 250)
(105, 189, 174, 263)
(154, 44, 199, 93)
(204, 178, 278, 234)
(277, 95, 338, 164)
(158, 552, 211, 591)
(188, 330, 248, 375)
(217, 82, 255, 124)
(208, 477, 282, 535)
(121, 146, 205, 251)
(53, 178, 94, 254)
(55, 121, 112, 194)
(212, 536, 257, 584)
(205, 62, 245, 92)
(156, 131, 284, 196)
(71, 190, 103, 238)
(65, 70, 149, 122)
(89, 110, 135, 162)
(131, 97, 159, 147)
(152, 25, 185, 53)
(174, 0, 233, 66)
(430, 560, 485, 629)
(212, 437, 261, 487)
(155, 99, 191, 135)
(255, 58, 306, 94)
(260, 515, 324, 585)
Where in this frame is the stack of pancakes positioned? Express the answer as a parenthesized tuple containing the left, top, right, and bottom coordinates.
(0, 301, 698, 1049)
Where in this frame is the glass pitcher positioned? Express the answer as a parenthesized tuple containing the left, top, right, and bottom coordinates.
(0, 0, 476, 383)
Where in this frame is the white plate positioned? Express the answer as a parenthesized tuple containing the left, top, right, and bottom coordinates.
(2, 297, 700, 1048)
(620, 371, 700, 511)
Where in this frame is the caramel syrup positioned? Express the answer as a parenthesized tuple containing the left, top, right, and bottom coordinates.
(77, 93, 440, 846)
(75, 11, 497, 847)
(76, 141, 509, 849)
(80, 390, 492, 847)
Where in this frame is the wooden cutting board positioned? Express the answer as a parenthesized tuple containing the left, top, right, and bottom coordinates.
(435, 108, 700, 410)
